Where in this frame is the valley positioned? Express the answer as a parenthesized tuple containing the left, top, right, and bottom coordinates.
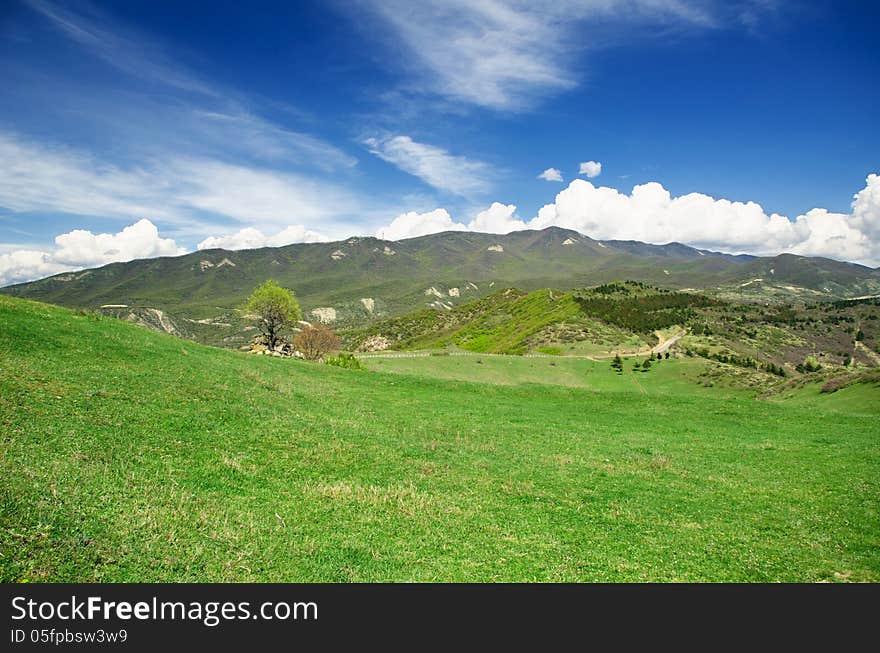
(2, 229, 879, 583)
(1, 295, 878, 582)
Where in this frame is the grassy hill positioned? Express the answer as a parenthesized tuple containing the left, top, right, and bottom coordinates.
(351, 283, 880, 389)
(3, 227, 878, 349)
(2, 295, 878, 581)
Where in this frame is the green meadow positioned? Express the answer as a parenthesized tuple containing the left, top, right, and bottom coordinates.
(1, 295, 878, 582)
(361, 353, 720, 395)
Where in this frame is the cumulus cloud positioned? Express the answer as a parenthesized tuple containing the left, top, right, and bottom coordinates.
(197, 225, 329, 251)
(364, 135, 492, 197)
(0, 219, 185, 286)
(538, 168, 564, 182)
(0, 250, 71, 287)
(852, 173, 880, 242)
(531, 175, 880, 266)
(376, 209, 467, 241)
(579, 161, 602, 178)
(371, 174, 880, 265)
(468, 202, 527, 234)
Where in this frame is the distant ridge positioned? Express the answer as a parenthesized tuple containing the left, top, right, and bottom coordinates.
(3, 227, 878, 347)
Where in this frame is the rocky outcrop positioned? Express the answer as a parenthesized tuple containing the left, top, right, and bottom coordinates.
(359, 335, 391, 352)
(310, 307, 337, 324)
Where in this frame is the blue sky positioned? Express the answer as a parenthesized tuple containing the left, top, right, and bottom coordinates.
(1, 0, 879, 284)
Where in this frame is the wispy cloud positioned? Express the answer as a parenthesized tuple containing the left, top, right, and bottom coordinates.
(190, 111, 357, 171)
(24, 0, 218, 97)
(1, 1, 376, 241)
(353, 0, 731, 110)
(20, 0, 356, 172)
(0, 131, 363, 228)
(364, 134, 492, 197)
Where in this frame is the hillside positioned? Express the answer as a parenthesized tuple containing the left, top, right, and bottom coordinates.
(1, 295, 879, 582)
(350, 283, 880, 393)
(3, 227, 878, 349)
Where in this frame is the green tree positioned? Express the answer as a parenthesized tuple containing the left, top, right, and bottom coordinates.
(244, 280, 302, 351)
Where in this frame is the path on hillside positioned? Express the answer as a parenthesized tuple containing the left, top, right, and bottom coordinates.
(356, 329, 688, 362)
(855, 341, 880, 366)
(652, 329, 687, 354)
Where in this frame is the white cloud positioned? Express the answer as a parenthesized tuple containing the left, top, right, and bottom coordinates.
(0, 132, 175, 220)
(530, 175, 880, 266)
(538, 168, 564, 182)
(365, 135, 492, 197)
(0, 132, 362, 227)
(197, 225, 329, 251)
(172, 158, 361, 224)
(0, 250, 71, 287)
(356, 0, 721, 110)
(468, 202, 527, 234)
(852, 173, 880, 242)
(190, 111, 357, 171)
(20, 2, 357, 173)
(0, 219, 186, 286)
(368, 174, 880, 264)
(376, 209, 467, 241)
(579, 161, 602, 178)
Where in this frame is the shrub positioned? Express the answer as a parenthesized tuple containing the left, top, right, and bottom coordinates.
(294, 324, 340, 360)
(325, 353, 363, 370)
(798, 356, 822, 373)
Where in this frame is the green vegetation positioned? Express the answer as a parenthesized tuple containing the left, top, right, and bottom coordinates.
(244, 280, 301, 350)
(573, 282, 720, 334)
(351, 288, 583, 354)
(362, 353, 722, 394)
(2, 295, 878, 582)
(325, 352, 364, 370)
(3, 227, 878, 351)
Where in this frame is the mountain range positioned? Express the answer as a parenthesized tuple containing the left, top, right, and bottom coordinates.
(3, 226, 879, 347)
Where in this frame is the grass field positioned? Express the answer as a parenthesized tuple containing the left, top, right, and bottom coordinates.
(1, 295, 879, 582)
(361, 353, 727, 396)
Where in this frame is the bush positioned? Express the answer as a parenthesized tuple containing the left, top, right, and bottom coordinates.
(325, 353, 363, 370)
(797, 356, 822, 373)
(294, 324, 340, 360)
